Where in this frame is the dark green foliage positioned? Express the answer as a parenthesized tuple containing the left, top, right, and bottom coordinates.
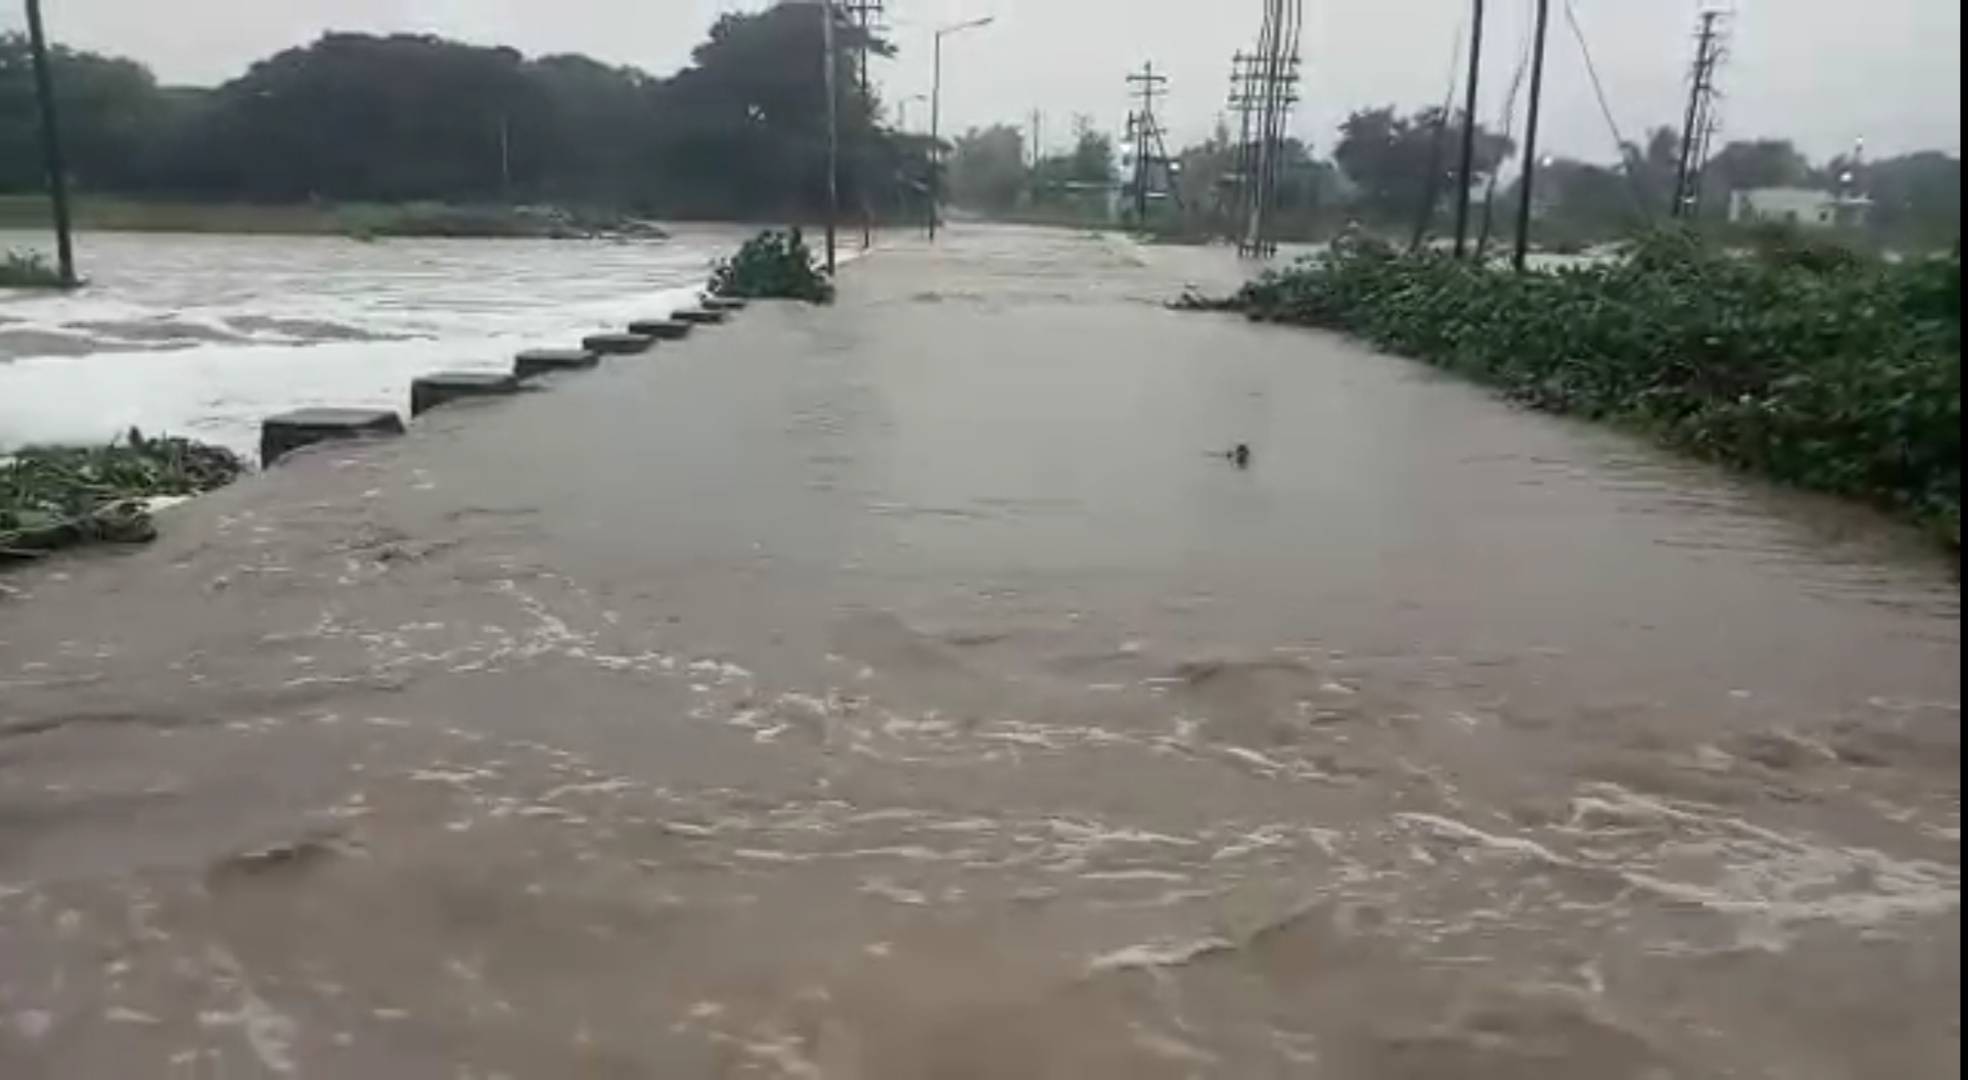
(1, 429, 246, 562)
(708, 230, 834, 304)
(0, 11, 931, 223)
(1207, 238, 1962, 548)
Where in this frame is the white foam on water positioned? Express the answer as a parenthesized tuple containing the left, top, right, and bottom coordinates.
(1, 231, 725, 457)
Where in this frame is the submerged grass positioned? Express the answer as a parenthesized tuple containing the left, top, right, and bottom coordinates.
(1190, 231, 1962, 548)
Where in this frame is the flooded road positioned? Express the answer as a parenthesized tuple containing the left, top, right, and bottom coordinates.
(0, 228, 1958, 1078)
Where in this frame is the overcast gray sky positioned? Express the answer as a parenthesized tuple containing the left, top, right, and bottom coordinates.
(9, 0, 1960, 162)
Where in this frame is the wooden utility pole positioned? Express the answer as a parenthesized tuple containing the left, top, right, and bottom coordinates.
(1453, 0, 1486, 258)
(822, 0, 840, 273)
(1512, 0, 1553, 272)
(24, 0, 77, 286)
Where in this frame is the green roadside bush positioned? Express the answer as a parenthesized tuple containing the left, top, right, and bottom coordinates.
(708, 229, 835, 304)
(1210, 232, 1961, 547)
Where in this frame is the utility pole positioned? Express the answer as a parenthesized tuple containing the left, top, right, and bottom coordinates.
(1512, 0, 1553, 272)
(1125, 62, 1170, 226)
(1229, 0, 1304, 258)
(1453, 0, 1486, 257)
(1672, 11, 1727, 220)
(842, 0, 884, 246)
(24, 0, 77, 286)
(822, 0, 840, 273)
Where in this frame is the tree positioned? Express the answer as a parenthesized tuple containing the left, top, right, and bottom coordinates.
(1702, 139, 1812, 201)
(1858, 152, 1962, 249)
(5, 11, 933, 223)
(946, 124, 1026, 214)
(1333, 106, 1512, 226)
(0, 33, 171, 193)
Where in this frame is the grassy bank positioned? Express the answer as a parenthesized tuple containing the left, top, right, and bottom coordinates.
(0, 196, 665, 239)
(1192, 233, 1961, 547)
(0, 250, 73, 289)
(1, 431, 246, 564)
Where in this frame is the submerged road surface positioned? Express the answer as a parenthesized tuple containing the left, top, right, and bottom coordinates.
(1, 228, 1959, 1078)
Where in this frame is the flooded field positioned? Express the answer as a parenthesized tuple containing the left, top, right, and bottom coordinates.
(0, 228, 742, 455)
(0, 229, 1958, 1078)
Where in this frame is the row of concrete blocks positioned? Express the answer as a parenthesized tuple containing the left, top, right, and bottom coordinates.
(258, 299, 746, 469)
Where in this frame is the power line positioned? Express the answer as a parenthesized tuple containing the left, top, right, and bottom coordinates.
(1562, 0, 1654, 221)
(1125, 62, 1173, 225)
(1412, 16, 1469, 252)
(1475, 4, 1536, 260)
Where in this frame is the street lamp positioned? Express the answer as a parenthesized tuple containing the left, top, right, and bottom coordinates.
(929, 15, 996, 240)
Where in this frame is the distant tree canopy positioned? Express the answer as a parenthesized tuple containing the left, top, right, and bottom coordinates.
(1333, 106, 1515, 226)
(0, 11, 929, 221)
(947, 125, 1027, 215)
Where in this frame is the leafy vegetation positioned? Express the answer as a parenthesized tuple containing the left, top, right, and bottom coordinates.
(708, 230, 835, 304)
(1195, 234, 1962, 547)
(0, 9, 933, 224)
(1, 430, 246, 563)
(0, 250, 70, 289)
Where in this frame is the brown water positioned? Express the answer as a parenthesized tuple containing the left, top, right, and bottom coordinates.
(0, 228, 1959, 1078)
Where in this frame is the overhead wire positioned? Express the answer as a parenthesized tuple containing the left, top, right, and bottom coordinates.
(1562, 0, 1654, 221)
(1475, 0, 1537, 259)
(1411, 14, 1470, 251)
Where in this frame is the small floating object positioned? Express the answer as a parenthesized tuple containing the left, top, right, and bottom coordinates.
(1228, 443, 1252, 469)
(672, 308, 728, 326)
(581, 332, 655, 356)
(261, 408, 406, 469)
(410, 371, 520, 418)
(513, 348, 600, 380)
(627, 319, 692, 341)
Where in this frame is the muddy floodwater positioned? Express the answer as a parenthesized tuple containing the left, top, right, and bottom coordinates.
(0, 228, 1958, 1078)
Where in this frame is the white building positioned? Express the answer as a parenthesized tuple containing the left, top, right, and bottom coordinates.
(1729, 187, 1872, 228)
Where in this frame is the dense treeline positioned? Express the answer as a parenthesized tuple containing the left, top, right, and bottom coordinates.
(0, 7, 931, 221)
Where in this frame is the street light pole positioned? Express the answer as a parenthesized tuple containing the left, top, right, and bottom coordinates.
(928, 16, 995, 242)
(24, 0, 77, 286)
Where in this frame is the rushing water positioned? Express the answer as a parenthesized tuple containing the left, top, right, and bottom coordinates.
(0, 228, 744, 456)
(0, 227, 1959, 1078)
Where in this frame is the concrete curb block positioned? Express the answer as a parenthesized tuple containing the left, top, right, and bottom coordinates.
(514, 348, 601, 380)
(260, 408, 407, 469)
(411, 372, 522, 418)
(628, 319, 692, 341)
(582, 332, 656, 356)
(672, 309, 727, 327)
